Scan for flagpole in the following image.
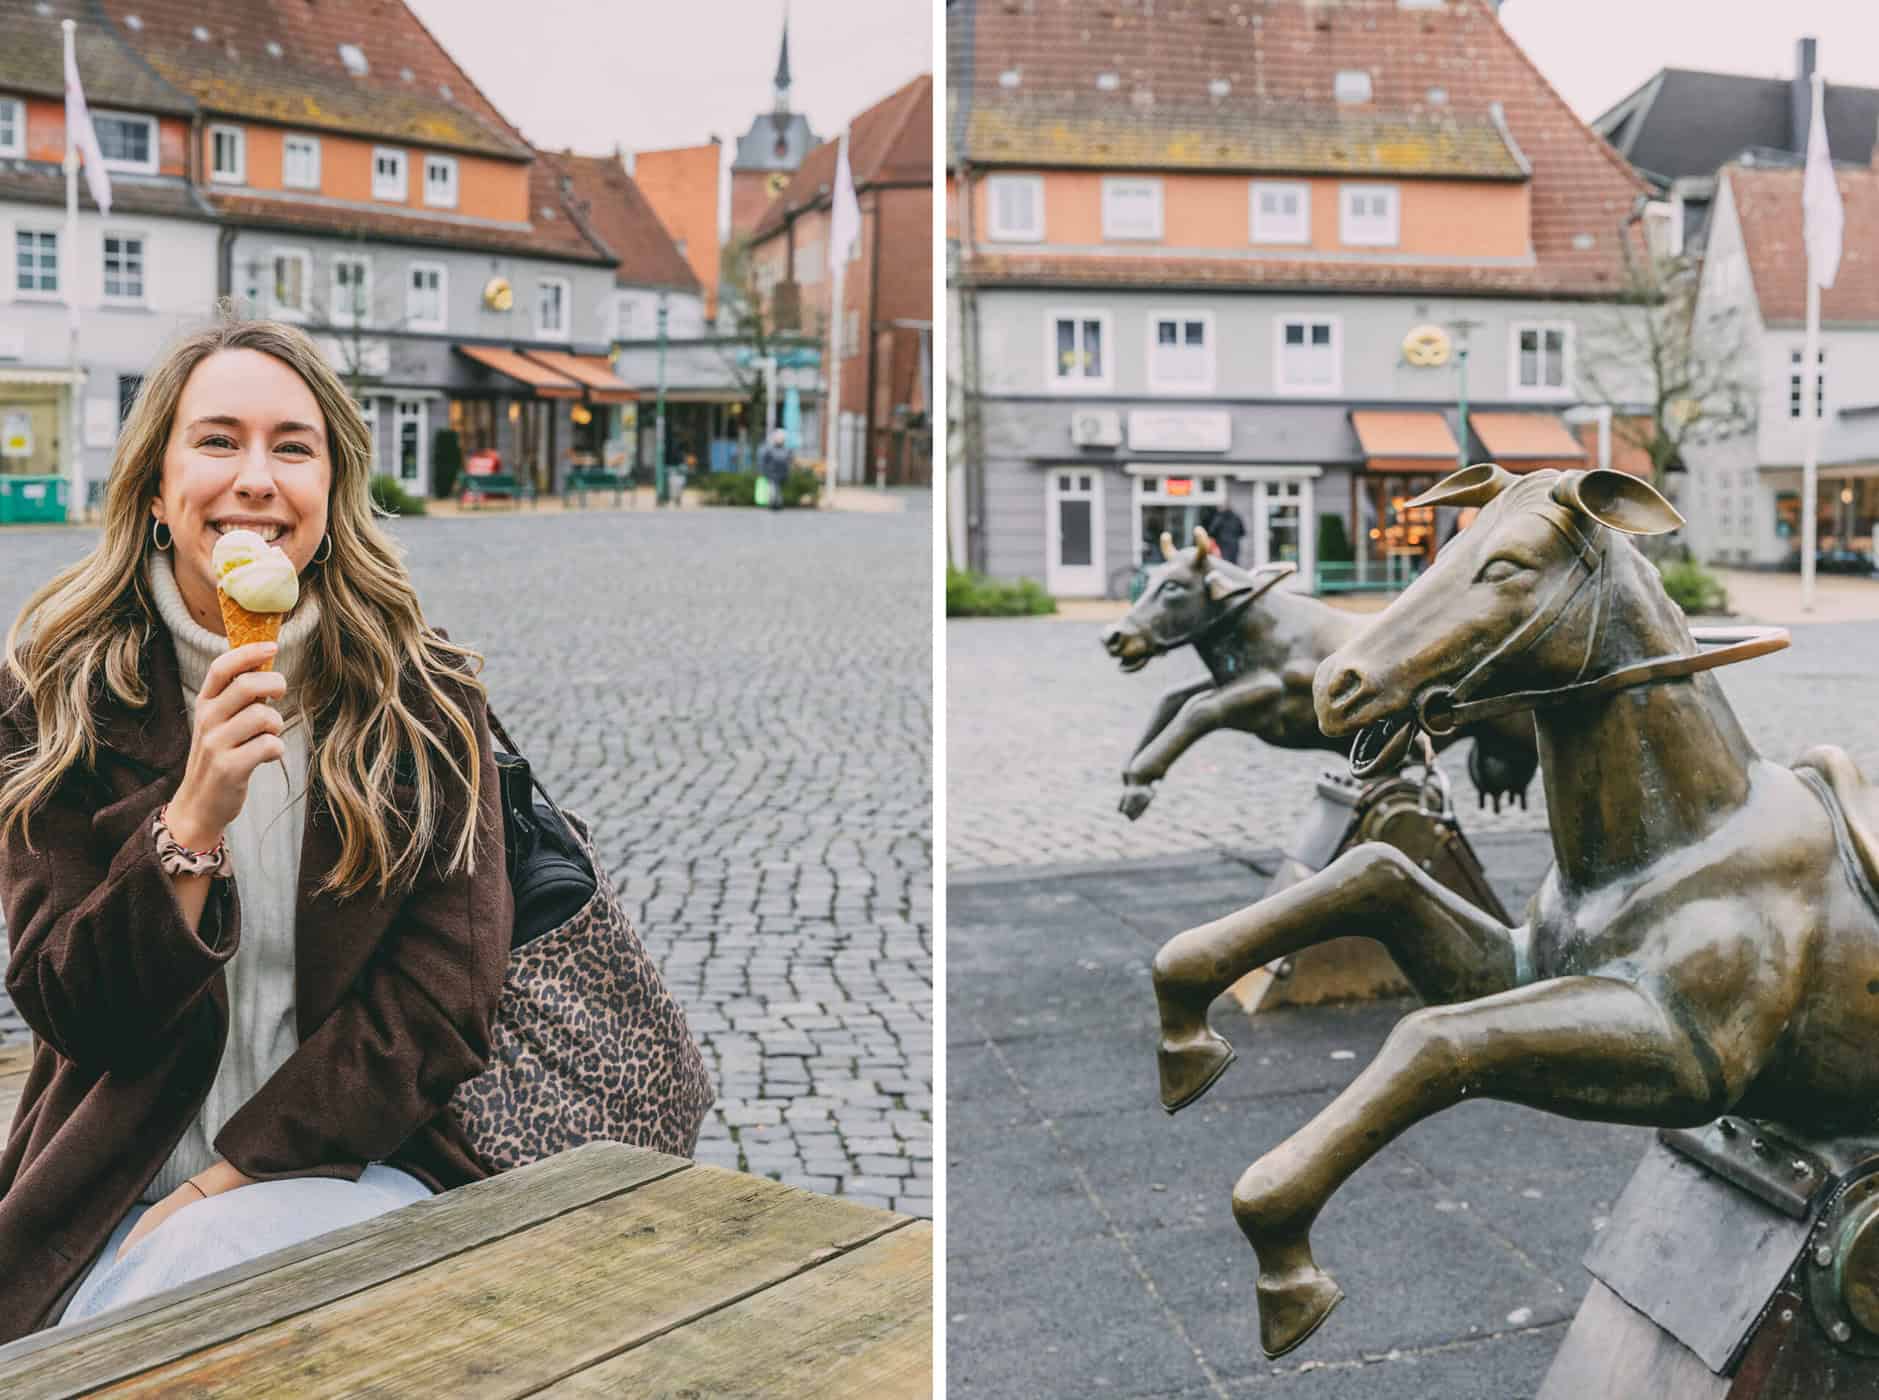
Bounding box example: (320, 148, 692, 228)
(63, 19, 83, 524)
(1803, 274, 1820, 612)
(823, 254, 844, 508)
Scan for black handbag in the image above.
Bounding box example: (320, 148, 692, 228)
(490, 739, 594, 948)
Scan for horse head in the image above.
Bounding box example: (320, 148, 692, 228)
(1314, 465, 1683, 771)
(1101, 527, 1295, 672)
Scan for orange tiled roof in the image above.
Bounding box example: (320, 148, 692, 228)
(950, 0, 1648, 298)
(965, 252, 1609, 300)
(95, 0, 532, 159)
(1728, 163, 1879, 325)
(549, 152, 701, 293)
(750, 74, 933, 243)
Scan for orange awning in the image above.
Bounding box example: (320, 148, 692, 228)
(1470, 412, 1587, 472)
(522, 349, 639, 404)
(454, 344, 581, 398)
(1351, 410, 1459, 474)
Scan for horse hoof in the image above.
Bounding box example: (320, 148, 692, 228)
(1256, 1263, 1344, 1358)
(1159, 1031, 1235, 1114)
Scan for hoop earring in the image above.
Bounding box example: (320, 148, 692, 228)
(313, 533, 333, 565)
(151, 519, 173, 552)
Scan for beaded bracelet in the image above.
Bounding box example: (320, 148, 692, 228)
(153, 804, 231, 880)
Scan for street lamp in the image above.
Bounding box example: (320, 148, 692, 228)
(655, 292, 669, 505)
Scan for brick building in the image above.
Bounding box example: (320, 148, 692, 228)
(750, 74, 933, 485)
(949, 0, 1655, 593)
(632, 141, 722, 318)
(729, 17, 817, 242)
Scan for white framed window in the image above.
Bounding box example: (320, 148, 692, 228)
(1147, 312, 1215, 394)
(0, 97, 23, 158)
(101, 232, 145, 303)
(1102, 178, 1163, 241)
(1339, 184, 1399, 246)
(1275, 317, 1341, 394)
(1251, 181, 1310, 244)
(330, 254, 371, 327)
(1046, 308, 1113, 392)
(406, 261, 446, 331)
(371, 147, 407, 201)
(535, 277, 570, 339)
(423, 155, 458, 209)
(13, 229, 59, 297)
(92, 111, 157, 173)
(283, 134, 321, 190)
(986, 174, 1045, 242)
(356, 397, 381, 471)
(208, 124, 244, 183)
(269, 247, 312, 320)
(1789, 348, 1826, 419)
(395, 398, 427, 485)
(1511, 322, 1572, 397)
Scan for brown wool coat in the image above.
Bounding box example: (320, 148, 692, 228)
(0, 629, 513, 1340)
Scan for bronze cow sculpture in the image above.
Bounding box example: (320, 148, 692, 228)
(1150, 465, 1875, 1359)
(1101, 531, 1538, 819)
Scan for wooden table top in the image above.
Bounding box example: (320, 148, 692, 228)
(0, 1091, 932, 1400)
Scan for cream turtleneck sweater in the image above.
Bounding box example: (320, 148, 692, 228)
(145, 551, 320, 1203)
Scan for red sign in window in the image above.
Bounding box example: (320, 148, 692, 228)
(1165, 478, 1194, 496)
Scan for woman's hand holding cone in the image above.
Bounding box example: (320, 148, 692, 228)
(166, 642, 288, 851)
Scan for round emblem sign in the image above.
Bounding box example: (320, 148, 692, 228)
(1402, 324, 1451, 368)
(482, 277, 514, 312)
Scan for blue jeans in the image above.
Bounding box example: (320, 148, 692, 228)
(58, 1164, 432, 1325)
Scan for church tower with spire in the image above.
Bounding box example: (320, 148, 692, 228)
(730, 8, 818, 239)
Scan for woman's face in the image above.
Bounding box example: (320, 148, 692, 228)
(151, 348, 333, 631)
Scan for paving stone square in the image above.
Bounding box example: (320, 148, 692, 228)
(1, 499, 932, 1211)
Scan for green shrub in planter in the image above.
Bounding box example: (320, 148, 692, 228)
(1657, 558, 1727, 615)
(431, 429, 463, 499)
(1317, 513, 1353, 564)
(699, 468, 825, 507)
(946, 568, 1057, 617)
(369, 474, 427, 517)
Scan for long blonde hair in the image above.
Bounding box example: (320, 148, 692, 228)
(1, 316, 488, 898)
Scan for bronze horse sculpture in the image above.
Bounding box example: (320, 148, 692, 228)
(1150, 465, 1875, 1359)
(1101, 531, 1539, 819)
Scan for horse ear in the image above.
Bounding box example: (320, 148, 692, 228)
(1406, 463, 1516, 510)
(1553, 469, 1684, 536)
(1159, 531, 1177, 561)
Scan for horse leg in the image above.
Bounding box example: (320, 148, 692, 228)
(1232, 975, 1731, 1358)
(1153, 843, 1519, 1112)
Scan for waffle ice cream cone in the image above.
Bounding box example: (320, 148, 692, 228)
(210, 529, 299, 664)
(217, 591, 285, 667)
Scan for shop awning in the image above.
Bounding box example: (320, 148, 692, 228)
(454, 345, 581, 398)
(1469, 412, 1587, 471)
(1351, 411, 1459, 474)
(521, 350, 638, 404)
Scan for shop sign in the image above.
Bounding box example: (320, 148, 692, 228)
(1127, 410, 1231, 454)
(1, 410, 30, 458)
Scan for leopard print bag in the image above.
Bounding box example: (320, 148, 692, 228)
(449, 727, 714, 1171)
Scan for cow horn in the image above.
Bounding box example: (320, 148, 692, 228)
(1159, 531, 1177, 561)
(1193, 525, 1213, 568)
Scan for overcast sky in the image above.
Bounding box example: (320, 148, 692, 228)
(406, 0, 931, 235)
(1501, 0, 1879, 122)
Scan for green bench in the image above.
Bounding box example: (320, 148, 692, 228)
(565, 468, 635, 508)
(458, 472, 535, 509)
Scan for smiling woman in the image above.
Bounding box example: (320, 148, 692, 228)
(0, 316, 512, 1339)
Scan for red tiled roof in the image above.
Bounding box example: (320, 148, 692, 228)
(751, 74, 933, 242)
(0, 0, 194, 111)
(1727, 163, 1879, 325)
(966, 252, 1610, 300)
(950, 0, 1648, 298)
(549, 153, 701, 293)
(95, 0, 531, 159)
(205, 152, 613, 264)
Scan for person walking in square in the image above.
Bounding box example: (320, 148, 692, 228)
(759, 428, 792, 511)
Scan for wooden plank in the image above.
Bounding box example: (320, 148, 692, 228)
(1538, 1281, 1729, 1400)
(539, 1221, 933, 1399)
(0, 1142, 687, 1399)
(92, 1168, 908, 1400)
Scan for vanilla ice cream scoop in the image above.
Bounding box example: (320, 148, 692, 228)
(211, 528, 300, 613)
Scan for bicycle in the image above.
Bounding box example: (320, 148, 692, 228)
(1106, 560, 1151, 602)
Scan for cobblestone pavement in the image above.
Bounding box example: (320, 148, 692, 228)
(1, 503, 933, 1213)
(948, 609, 1879, 870)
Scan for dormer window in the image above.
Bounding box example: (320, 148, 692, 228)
(1251, 182, 1310, 244)
(986, 174, 1044, 242)
(372, 148, 407, 201)
(283, 134, 320, 189)
(1339, 184, 1399, 246)
(423, 155, 458, 208)
(1101, 178, 1162, 241)
(209, 124, 244, 184)
(92, 111, 156, 174)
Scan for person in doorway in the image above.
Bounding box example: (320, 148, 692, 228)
(0, 317, 510, 1340)
(758, 428, 792, 512)
(1205, 503, 1246, 565)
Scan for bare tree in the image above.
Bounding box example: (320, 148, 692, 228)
(1576, 237, 1759, 492)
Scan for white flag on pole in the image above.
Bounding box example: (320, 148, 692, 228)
(828, 130, 861, 272)
(1804, 79, 1842, 289)
(64, 35, 112, 215)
